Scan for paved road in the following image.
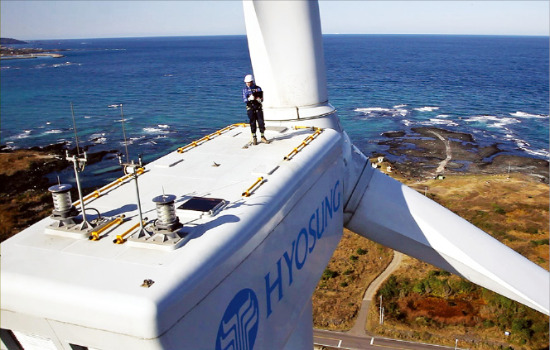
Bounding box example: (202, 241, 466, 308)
(314, 329, 460, 350)
(312, 251, 466, 349)
(312, 132, 459, 349)
(348, 251, 403, 336)
(427, 130, 452, 176)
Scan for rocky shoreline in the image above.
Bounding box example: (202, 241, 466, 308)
(0, 126, 548, 241)
(0, 46, 66, 59)
(0, 143, 117, 241)
(377, 126, 549, 183)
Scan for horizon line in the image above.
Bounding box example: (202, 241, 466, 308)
(4, 32, 549, 42)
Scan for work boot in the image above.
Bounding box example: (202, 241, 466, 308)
(261, 136, 269, 144)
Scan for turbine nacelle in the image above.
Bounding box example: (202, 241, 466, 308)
(243, 0, 550, 317)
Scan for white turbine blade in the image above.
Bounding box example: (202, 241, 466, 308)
(344, 159, 550, 315)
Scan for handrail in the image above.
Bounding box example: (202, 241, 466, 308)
(74, 168, 145, 207)
(177, 123, 248, 154)
(89, 215, 125, 241)
(283, 128, 323, 161)
(113, 220, 147, 244)
(242, 177, 265, 197)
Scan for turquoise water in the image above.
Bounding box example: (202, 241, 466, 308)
(1, 35, 548, 186)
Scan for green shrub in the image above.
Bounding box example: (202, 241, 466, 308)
(413, 281, 426, 294)
(492, 203, 506, 214)
(531, 239, 549, 246)
(378, 275, 399, 299)
(322, 268, 338, 280)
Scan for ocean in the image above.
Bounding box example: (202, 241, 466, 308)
(1, 35, 548, 187)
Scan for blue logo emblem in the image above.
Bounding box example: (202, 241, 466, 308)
(216, 288, 260, 350)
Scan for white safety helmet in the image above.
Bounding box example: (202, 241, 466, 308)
(244, 74, 254, 83)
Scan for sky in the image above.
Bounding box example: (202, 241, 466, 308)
(1, 1, 548, 40)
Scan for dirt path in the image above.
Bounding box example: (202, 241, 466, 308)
(427, 130, 452, 175)
(347, 250, 403, 336)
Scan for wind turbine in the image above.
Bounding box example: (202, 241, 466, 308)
(1, 1, 547, 350)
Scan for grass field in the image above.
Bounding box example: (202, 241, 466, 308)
(312, 161, 549, 350)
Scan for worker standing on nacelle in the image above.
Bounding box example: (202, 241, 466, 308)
(243, 74, 269, 145)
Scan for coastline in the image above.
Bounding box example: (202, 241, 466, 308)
(0, 144, 116, 241)
(1, 126, 547, 242)
(0, 46, 66, 60)
(2, 127, 548, 348)
(377, 126, 549, 183)
(0, 52, 65, 60)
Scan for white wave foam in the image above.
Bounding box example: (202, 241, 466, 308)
(143, 127, 169, 134)
(414, 106, 440, 112)
(424, 118, 459, 127)
(45, 129, 63, 134)
(3, 142, 15, 150)
(355, 107, 385, 113)
(510, 111, 548, 119)
(401, 119, 412, 126)
(114, 117, 133, 122)
(355, 107, 408, 118)
(158, 124, 170, 129)
(435, 114, 450, 118)
(89, 133, 107, 144)
(464, 115, 520, 128)
(12, 130, 32, 139)
(523, 148, 550, 158)
(516, 139, 531, 148)
(120, 135, 145, 146)
(52, 62, 74, 68)
(515, 139, 549, 158)
(393, 104, 407, 108)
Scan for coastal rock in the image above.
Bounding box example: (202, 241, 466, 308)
(382, 131, 406, 138)
(0, 45, 66, 59)
(379, 126, 548, 183)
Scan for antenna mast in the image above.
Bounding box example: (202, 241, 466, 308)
(119, 104, 130, 162)
(67, 103, 92, 230)
(70, 102, 81, 156)
(113, 103, 148, 237)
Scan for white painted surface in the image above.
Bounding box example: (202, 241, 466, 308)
(243, 0, 335, 121)
(1, 123, 344, 349)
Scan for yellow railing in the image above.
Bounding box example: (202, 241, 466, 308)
(74, 168, 144, 207)
(177, 123, 248, 153)
(242, 177, 265, 197)
(113, 220, 148, 244)
(283, 127, 323, 161)
(89, 215, 125, 241)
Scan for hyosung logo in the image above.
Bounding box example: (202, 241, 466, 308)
(216, 288, 260, 350)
